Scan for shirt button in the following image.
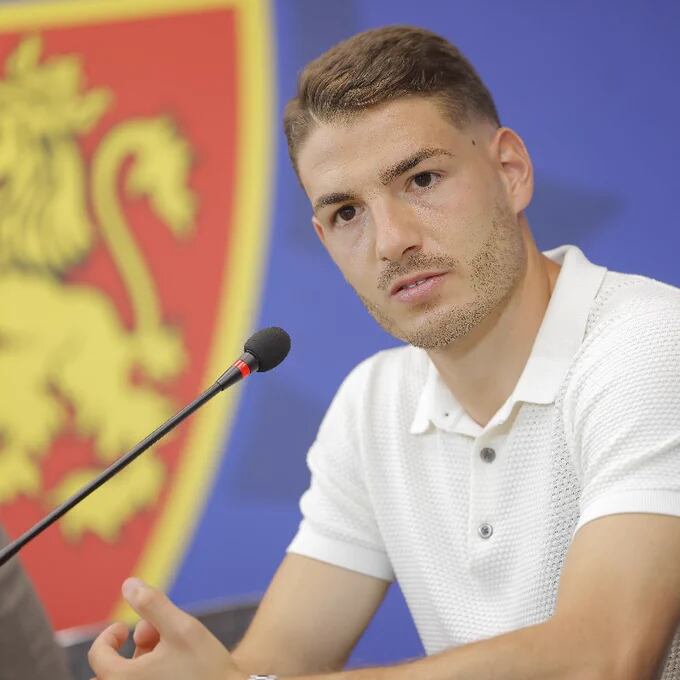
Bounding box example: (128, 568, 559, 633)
(480, 447, 496, 463)
(478, 522, 493, 539)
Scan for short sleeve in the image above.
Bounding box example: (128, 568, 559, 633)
(566, 304, 680, 532)
(287, 364, 394, 581)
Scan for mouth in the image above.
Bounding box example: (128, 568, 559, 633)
(390, 271, 447, 297)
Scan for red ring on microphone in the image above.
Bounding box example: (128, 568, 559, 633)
(234, 359, 251, 378)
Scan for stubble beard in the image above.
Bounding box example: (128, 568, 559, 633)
(357, 200, 526, 350)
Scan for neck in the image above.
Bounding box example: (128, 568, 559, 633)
(426, 223, 560, 427)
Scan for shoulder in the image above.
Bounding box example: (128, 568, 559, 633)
(586, 270, 680, 337)
(564, 271, 680, 422)
(576, 271, 680, 366)
(559, 274, 680, 522)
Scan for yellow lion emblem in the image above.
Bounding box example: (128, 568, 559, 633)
(0, 36, 196, 540)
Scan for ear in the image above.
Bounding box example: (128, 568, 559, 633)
(492, 127, 534, 214)
(311, 215, 327, 246)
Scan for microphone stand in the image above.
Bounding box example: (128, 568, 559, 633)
(0, 354, 258, 568)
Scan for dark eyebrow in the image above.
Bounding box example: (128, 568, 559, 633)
(379, 147, 453, 185)
(312, 147, 453, 214)
(313, 191, 357, 213)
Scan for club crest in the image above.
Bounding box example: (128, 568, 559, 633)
(0, 0, 273, 629)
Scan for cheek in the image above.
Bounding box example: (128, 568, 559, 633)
(325, 232, 372, 288)
(422, 174, 499, 245)
(329, 243, 379, 300)
(325, 214, 374, 263)
(443, 171, 494, 215)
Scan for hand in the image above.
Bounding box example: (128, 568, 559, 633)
(88, 577, 248, 680)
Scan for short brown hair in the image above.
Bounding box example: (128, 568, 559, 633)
(284, 25, 500, 170)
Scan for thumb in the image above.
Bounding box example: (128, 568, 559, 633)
(122, 578, 195, 644)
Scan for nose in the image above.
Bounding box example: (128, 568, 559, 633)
(372, 197, 422, 262)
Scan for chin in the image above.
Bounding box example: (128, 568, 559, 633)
(398, 303, 488, 350)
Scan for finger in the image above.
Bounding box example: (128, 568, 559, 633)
(132, 618, 160, 658)
(88, 621, 129, 677)
(122, 577, 199, 645)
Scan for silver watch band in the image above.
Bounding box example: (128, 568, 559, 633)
(249, 676, 278, 680)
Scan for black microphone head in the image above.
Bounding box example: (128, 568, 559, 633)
(244, 327, 291, 372)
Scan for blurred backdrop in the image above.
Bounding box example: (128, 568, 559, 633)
(0, 0, 679, 667)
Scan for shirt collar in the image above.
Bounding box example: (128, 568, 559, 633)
(410, 245, 607, 436)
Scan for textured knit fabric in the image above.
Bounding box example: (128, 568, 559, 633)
(287, 245, 680, 677)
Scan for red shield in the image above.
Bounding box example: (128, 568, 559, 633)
(0, 0, 273, 629)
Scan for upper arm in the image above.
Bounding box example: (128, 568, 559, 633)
(553, 297, 680, 676)
(553, 512, 680, 679)
(566, 300, 680, 527)
(233, 361, 392, 675)
(232, 553, 389, 676)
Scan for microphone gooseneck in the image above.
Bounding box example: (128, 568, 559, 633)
(0, 327, 291, 568)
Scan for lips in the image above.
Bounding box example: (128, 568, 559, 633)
(390, 272, 446, 296)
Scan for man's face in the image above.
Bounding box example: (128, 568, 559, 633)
(297, 97, 530, 349)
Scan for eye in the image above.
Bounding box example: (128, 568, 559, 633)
(333, 205, 357, 224)
(412, 171, 438, 188)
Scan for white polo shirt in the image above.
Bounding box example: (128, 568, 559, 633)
(288, 245, 680, 675)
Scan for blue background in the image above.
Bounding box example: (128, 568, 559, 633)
(171, 0, 680, 666)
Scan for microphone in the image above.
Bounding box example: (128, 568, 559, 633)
(0, 327, 291, 568)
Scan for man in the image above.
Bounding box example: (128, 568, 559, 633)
(0, 525, 72, 679)
(88, 26, 680, 679)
